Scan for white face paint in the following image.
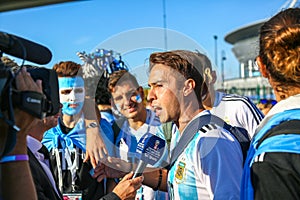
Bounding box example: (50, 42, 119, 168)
(58, 77, 85, 116)
(59, 87, 85, 103)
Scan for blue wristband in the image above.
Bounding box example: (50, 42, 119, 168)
(0, 155, 29, 164)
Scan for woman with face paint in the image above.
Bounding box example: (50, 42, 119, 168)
(41, 61, 113, 200)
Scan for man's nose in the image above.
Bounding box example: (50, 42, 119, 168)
(69, 90, 76, 102)
(147, 88, 156, 102)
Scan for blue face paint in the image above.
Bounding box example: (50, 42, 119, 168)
(58, 77, 85, 116)
(136, 94, 142, 103)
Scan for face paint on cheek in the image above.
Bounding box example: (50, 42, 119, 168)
(61, 101, 84, 116)
(136, 94, 142, 103)
(75, 88, 85, 102)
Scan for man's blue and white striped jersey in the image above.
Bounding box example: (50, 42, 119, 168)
(210, 91, 264, 138)
(168, 110, 243, 200)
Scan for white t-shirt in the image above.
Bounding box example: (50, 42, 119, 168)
(210, 91, 264, 138)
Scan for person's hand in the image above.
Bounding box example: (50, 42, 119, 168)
(16, 66, 43, 93)
(0, 66, 43, 156)
(84, 127, 108, 168)
(112, 172, 143, 200)
(93, 157, 132, 182)
(15, 67, 43, 131)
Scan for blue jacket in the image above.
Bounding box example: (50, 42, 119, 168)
(241, 109, 300, 200)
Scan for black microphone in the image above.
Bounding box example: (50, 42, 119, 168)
(133, 133, 166, 179)
(0, 31, 52, 65)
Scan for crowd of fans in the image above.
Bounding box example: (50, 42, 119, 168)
(1, 7, 300, 200)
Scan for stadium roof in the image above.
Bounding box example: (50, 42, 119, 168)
(224, 19, 266, 44)
(225, 0, 300, 44)
(0, 0, 75, 12)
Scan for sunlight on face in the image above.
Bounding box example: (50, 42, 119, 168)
(111, 81, 143, 119)
(148, 64, 182, 123)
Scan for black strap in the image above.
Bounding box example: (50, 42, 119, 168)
(169, 114, 250, 169)
(257, 120, 300, 148)
(170, 115, 221, 168)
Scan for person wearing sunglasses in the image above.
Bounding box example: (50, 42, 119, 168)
(256, 99, 277, 115)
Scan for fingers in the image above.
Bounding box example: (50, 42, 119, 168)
(131, 175, 144, 189)
(112, 174, 142, 200)
(83, 152, 90, 163)
(102, 147, 108, 156)
(35, 79, 43, 93)
(89, 153, 97, 169)
(119, 172, 143, 190)
(119, 172, 134, 182)
(98, 147, 107, 162)
(96, 174, 106, 183)
(15, 67, 42, 93)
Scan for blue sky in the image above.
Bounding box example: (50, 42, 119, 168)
(0, 0, 288, 86)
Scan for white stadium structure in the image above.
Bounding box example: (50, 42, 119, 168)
(223, 0, 300, 102)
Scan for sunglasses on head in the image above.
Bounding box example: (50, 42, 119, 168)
(260, 99, 277, 106)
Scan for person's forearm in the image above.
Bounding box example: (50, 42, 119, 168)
(1, 129, 37, 200)
(142, 167, 168, 192)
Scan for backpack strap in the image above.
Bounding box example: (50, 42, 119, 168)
(169, 115, 212, 168)
(257, 119, 300, 148)
(169, 114, 249, 169)
(209, 115, 250, 164)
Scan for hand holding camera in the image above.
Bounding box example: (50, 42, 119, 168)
(0, 31, 59, 157)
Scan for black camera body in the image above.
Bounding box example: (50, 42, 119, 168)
(0, 31, 58, 157)
(25, 67, 60, 117)
(0, 62, 60, 119)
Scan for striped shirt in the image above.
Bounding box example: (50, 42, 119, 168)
(168, 110, 243, 200)
(210, 91, 264, 138)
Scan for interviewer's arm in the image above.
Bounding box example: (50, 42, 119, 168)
(93, 158, 169, 193)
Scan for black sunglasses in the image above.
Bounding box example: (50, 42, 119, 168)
(260, 99, 277, 106)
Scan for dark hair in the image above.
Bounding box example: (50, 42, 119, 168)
(53, 61, 81, 77)
(95, 76, 111, 105)
(149, 50, 209, 102)
(259, 7, 300, 86)
(108, 70, 139, 92)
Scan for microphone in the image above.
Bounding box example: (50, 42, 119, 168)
(0, 31, 52, 65)
(133, 133, 165, 179)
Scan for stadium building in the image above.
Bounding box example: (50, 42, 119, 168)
(223, 0, 300, 102)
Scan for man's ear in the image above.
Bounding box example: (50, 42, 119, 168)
(183, 78, 195, 96)
(211, 70, 217, 84)
(257, 56, 269, 78)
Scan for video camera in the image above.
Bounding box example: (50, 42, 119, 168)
(0, 31, 60, 157)
(0, 31, 60, 119)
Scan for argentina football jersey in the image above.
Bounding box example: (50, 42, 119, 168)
(168, 110, 243, 199)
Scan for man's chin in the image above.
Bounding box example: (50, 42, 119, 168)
(154, 109, 162, 117)
(157, 114, 167, 123)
